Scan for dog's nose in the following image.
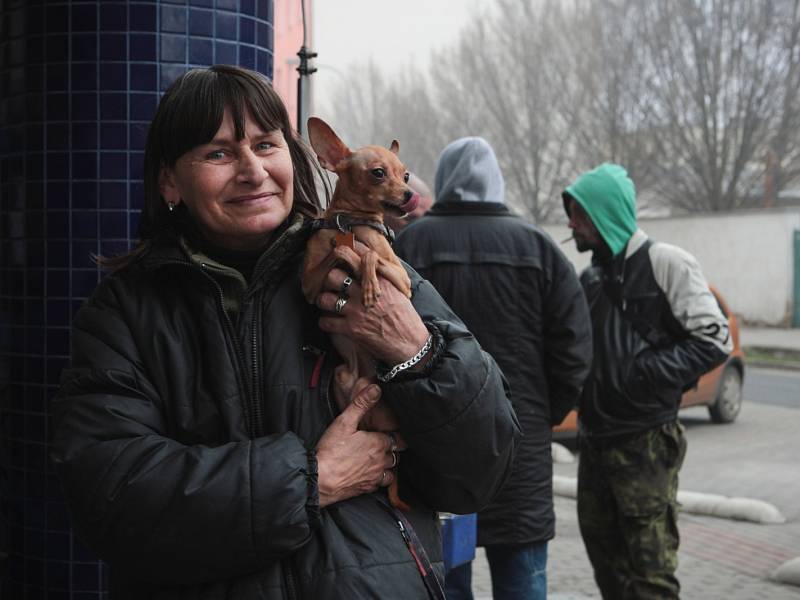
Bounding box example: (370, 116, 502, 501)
(403, 190, 413, 202)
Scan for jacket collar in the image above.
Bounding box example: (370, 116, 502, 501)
(624, 229, 649, 259)
(429, 201, 511, 216)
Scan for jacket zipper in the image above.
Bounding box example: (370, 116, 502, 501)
(283, 558, 299, 600)
(250, 289, 264, 438)
(159, 259, 255, 435)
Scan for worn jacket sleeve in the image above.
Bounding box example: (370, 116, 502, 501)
(632, 243, 733, 391)
(542, 247, 593, 426)
(382, 270, 521, 514)
(50, 278, 316, 586)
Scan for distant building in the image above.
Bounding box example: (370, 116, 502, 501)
(273, 0, 313, 130)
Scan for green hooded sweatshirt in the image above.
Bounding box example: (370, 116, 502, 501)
(563, 163, 637, 257)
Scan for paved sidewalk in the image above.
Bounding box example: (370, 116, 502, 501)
(470, 496, 800, 599)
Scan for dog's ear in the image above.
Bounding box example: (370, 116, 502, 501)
(389, 140, 400, 155)
(307, 117, 351, 172)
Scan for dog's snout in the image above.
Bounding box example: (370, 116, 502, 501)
(403, 190, 413, 202)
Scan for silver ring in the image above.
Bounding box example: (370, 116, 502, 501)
(341, 276, 353, 295)
(390, 451, 398, 469)
(334, 297, 348, 314)
(380, 470, 387, 485)
(387, 432, 398, 453)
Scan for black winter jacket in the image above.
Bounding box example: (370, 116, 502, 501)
(579, 230, 732, 437)
(394, 202, 592, 546)
(50, 216, 520, 599)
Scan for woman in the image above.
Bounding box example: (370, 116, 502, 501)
(51, 65, 519, 599)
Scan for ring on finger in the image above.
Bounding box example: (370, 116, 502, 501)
(390, 451, 398, 469)
(387, 432, 398, 453)
(340, 276, 353, 296)
(334, 297, 348, 315)
(380, 470, 387, 485)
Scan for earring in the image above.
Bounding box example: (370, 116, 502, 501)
(167, 201, 176, 212)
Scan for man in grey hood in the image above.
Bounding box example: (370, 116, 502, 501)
(395, 138, 592, 600)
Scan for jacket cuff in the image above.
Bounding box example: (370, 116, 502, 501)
(304, 448, 321, 529)
(379, 321, 446, 384)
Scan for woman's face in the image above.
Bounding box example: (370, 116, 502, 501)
(160, 108, 294, 250)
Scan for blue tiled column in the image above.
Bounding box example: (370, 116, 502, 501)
(0, 1, 274, 595)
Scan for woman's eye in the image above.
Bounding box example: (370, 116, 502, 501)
(256, 141, 274, 151)
(207, 150, 227, 160)
(371, 168, 385, 179)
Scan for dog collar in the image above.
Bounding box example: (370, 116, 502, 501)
(311, 215, 396, 244)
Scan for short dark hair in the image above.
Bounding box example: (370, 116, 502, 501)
(100, 64, 325, 269)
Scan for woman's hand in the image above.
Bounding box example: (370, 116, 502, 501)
(316, 254, 429, 366)
(316, 384, 402, 507)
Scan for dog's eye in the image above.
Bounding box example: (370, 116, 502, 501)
(371, 168, 385, 179)
(404, 172, 410, 183)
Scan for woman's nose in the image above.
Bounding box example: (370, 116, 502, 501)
(237, 149, 268, 185)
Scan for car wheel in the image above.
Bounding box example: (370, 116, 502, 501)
(708, 365, 742, 423)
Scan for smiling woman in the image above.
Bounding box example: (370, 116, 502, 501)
(49, 64, 520, 599)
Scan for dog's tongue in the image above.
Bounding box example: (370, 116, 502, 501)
(400, 192, 420, 214)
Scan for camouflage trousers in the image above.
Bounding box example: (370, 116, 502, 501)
(577, 421, 687, 600)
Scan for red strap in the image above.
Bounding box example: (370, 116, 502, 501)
(309, 353, 325, 389)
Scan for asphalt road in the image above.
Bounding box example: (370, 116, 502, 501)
(744, 367, 800, 408)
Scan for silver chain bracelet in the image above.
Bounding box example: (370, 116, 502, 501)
(376, 334, 434, 383)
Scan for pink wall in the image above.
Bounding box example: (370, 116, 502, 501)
(273, 0, 312, 129)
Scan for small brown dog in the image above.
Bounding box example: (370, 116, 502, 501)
(302, 117, 420, 511)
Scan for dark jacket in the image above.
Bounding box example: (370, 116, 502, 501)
(395, 201, 592, 546)
(579, 229, 733, 437)
(50, 215, 520, 599)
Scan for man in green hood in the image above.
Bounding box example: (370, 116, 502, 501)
(562, 164, 732, 599)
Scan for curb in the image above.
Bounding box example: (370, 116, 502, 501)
(552, 475, 786, 524)
(745, 359, 800, 372)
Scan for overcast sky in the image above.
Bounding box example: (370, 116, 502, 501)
(311, 0, 480, 113)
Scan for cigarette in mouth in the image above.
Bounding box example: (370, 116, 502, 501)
(560, 235, 574, 244)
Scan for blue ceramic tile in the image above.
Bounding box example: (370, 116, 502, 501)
(188, 37, 213, 64)
(72, 92, 99, 121)
(46, 123, 69, 150)
(100, 33, 127, 61)
(46, 93, 69, 120)
(71, 241, 98, 268)
(129, 3, 156, 31)
(100, 93, 127, 120)
(99, 63, 127, 91)
(256, 21, 268, 48)
(25, 211, 45, 239)
(71, 34, 97, 61)
(100, 181, 128, 208)
(46, 242, 69, 268)
(130, 93, 157, 121)
(257, 0, 269, 20)
(27, 93, 45, 122)
(100, 3, 127, 30)
(72, 269, 99, 298)
(101, 122, 127, 150)
(46, 560, 70, 588)
(217, 0, 238, 9)
(100, 212, 127, 238)
(46, 182, 70, 209)
(26, 124, 43, 152)
(72, 152, 97, 180)
(130, 63, 157, 90)
(46, 6, 69, 33)
(239, 44, 254, 69)
(129, 210, 141, 236)
(47, 270, 70, 297)
(45, 36, 69, 62)
(46, 153, 69, 180)
(241, 0, 255, 16)
(72, 62, 98, 91)
(215, 40, 236, 64)
(26, 35, 46, 64)
(72, 211, 98, 239)
(26, 7, 45, 35)
(71, 122, 98, 150)
(215, 11, 237, 40)
(100, 153, 127, 180)
(71, 4, 98, 32)
(160, 64, 187, 91)
(189, 8, 213, 36)
(161, 5, 186, 33)
(46, 63, 69, 91)
(28, 269, 45, 296)
(130, 33, 157, 61)
(239, 16, 254, 43)
(161, 34, 186, 62)
(128, 152, 144, 180)
(72, 181, 98, 209)
(193, 0, 214, 7)
(46, 211, 68, 238)
(129, 181, 144, 204)
(257, 49, 271, 77)
(27, 181, 45, 209)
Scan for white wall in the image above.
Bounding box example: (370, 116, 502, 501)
(540, 208, 800, 326)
